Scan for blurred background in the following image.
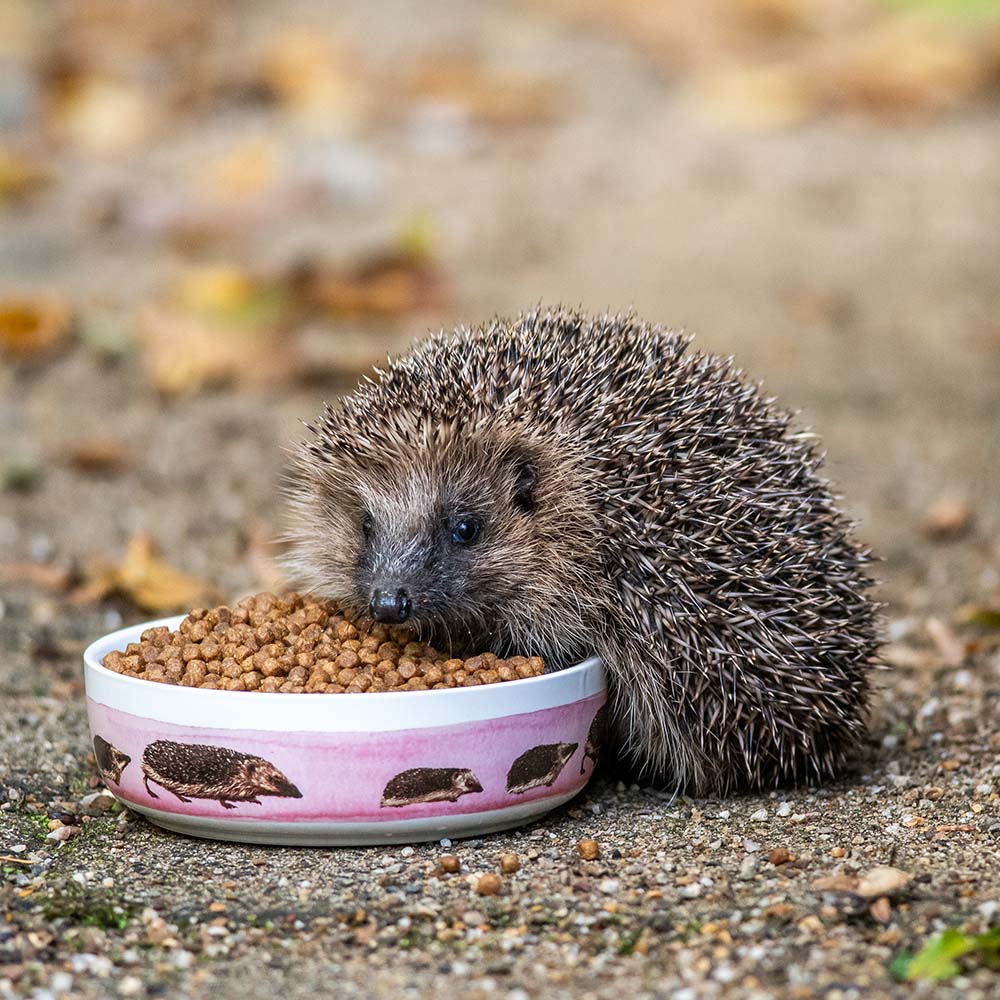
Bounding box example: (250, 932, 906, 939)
(2, 0, 1000, 702)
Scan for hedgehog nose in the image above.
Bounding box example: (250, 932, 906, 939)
(370, 587, 412, 624)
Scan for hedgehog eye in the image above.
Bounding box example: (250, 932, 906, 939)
(449, 515, 480, 545)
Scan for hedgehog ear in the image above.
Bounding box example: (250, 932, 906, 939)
(512, 457, 538, 514)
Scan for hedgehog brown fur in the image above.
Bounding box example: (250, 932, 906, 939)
(287, 306, 880, 795)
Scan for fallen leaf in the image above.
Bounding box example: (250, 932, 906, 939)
(72, 534, 216, 613)
(289, 250, 443, 318)
(409, 56, 564, 126)
(956, 605, 1000, 630)
(691, 63, 812, 130)
(0, 297, 72, 359)
(135, 300, 294, 396)
(855, 867, 912, 899)
(260, 29, 363, 130)
(922, 495, 972, 539)
(200, 137, 281, 202)
(65, 438, 130, 475)
(926, 617, 967, 667)
(814, 866, 911, 900)
(892, 927, 978, 981)
(822, 19, 987, 118)
(0, 147, 49, 202)
(52, 75, 158, 156)
(2, 458, 43, 493)
(0, 562, 72, 591)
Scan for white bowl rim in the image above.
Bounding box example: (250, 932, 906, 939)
(84, 616, 605, 732)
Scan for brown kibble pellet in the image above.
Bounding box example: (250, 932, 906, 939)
(578, 839, 601, 861)
(476, 873, 502, 896)
(101, 592, 547, 693)
(440, 854, 460, 873)
(499, 853, 520, 874)
(337, 649, 360, 669)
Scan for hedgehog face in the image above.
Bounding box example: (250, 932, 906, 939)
(454, 769, 484, 794)
(350, 442, 550, 643)
(291, 421, 605, 662)
(241, 759, 302, 799)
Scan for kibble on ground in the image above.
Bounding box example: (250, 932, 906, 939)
(101, 592, 545, 693)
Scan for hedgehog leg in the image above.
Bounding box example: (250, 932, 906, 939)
(168, 790, 192, 803)
(218, 799, 236, 809)
(143, 775, 159, 799)
(246, 797, 261, 806)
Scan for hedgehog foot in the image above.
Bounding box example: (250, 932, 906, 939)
(245, 797, 262, 806)
(168, 790, 192, 803)
(143, 775, 159, 799)
(219, 800, 236, 810)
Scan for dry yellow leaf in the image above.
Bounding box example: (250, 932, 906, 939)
(201, 138, 280, 201)
(74, 534, 216, 613)
(0, 298, 72, 360)
(177, 265, 259, 315)
(0, 148, 48, 202)
(261, 30, 362, 130)
(410, 57, 563, 126)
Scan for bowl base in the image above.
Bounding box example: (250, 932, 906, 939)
(120, 791, 582, 847)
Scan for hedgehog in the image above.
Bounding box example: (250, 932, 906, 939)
(380, 766, 483, 808)
(93, 735, 130, 785)
(141, 740, 302, 809)
(287, 307, 879, 795)
(506, 742, 579, 794)
(581, 705, 607, 775)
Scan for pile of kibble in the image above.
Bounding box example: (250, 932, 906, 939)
(101, 592, 544, 692)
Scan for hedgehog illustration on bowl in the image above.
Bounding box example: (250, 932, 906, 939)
(93, 735, 131, 785)
(506, 742, 578, 794)
(141, 739, 302, 810)
(581, 705, 607, 774)
(380, 767, 483, 808)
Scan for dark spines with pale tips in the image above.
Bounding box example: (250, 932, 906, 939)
(288, 306, 880, 794)
(141, 739, 302, 809)
(380, 767, 483, 808)
(506, 742, 579, 794)
(93, 735, 131, 785)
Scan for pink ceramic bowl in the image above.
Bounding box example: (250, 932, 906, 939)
(83, 617, 606, 846)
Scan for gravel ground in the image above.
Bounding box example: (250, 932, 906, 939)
(3, 2, 1000, 998)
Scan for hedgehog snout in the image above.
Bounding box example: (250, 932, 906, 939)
(370, 585, 412, 624)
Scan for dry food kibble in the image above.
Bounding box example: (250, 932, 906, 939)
(476, 873, 502, 896)
(577, 838, 601, 861)
(499, 853, 520, 874)
(102, 592, 545, 693)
